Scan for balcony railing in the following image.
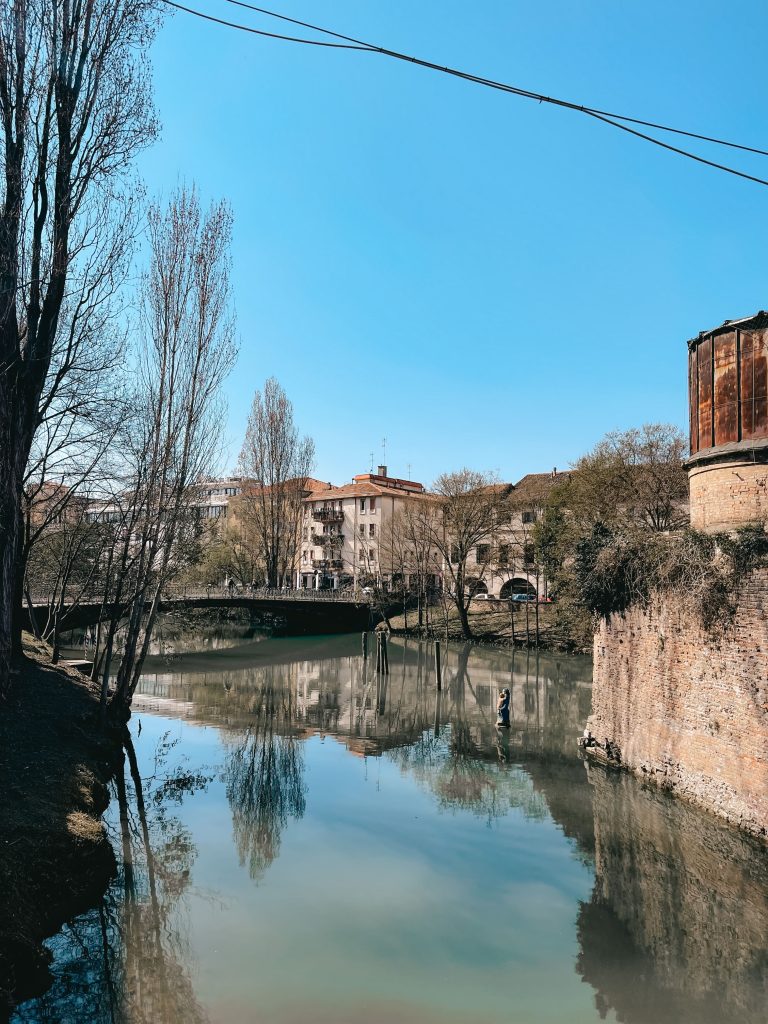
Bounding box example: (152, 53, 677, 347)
(312, 558, 344, 570)
(311, 533, 343, 546)
(312, 508, 344, 523)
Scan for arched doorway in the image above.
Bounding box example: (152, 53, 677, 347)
(465, 577, 488, 596)
(500, 577, 536, 599)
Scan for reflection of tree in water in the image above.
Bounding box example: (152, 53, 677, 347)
(387, 722, 547, 824)
(224, 669, 306, 881)
(13, 733, 211, 1024)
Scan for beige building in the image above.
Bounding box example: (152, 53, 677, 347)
(297, 465, 430, 591)
(467, 471, 570, 600)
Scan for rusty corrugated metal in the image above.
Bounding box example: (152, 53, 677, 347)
(689, 347, 698, 454)
(714, 331, 738, 445)
(697, 337, 713, 449)
(689, 315, 768, 453)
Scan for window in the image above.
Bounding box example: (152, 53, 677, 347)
(450, 545, 460, 564)
(302, 550, 308, 563)
(359, 524, 365, 537)
(523, 542, 535, 566)
(369, 497, 377, 513)
(498, 544, 510, 566)
(359, 548, 365, 562)
(360, 498, 366, 513)
(369, 548, 375, 560)
(522, 510, 535, 525)
(476, 544, 491, 564)
(369, 523, 375, 538)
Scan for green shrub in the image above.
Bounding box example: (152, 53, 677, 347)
(575, 523, 768, 631)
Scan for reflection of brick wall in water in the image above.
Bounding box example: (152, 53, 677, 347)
(577, 769, 768, 1024)
(589, 569, 768, 839)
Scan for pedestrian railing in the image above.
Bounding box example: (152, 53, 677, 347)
(28, 585, 370, 606)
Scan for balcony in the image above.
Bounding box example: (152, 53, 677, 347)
(312, 508, 344, 523)
(312, 558, 344, 570)
(311, 533, 343, 546)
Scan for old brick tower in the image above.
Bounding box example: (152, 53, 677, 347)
(687, 311, 768, 532)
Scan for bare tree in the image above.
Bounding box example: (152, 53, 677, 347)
(238, 379, 315, 589)
(565, 423, 689, 533)
(0, 0, 158, 687)
(101, 188, 236, 714)
(427, 470, 505, 640)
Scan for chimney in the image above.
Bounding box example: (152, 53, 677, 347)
(377, 465, 387, 477)
(552, 467, 557, 478)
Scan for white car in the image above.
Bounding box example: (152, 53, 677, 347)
(472, 593, 497, 601)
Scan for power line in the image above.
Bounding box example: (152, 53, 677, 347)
(164, 0, 768, 187)
(163, 1, 370, 49)
(221, 0, 768, 157)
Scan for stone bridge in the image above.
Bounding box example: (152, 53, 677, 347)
(23, 586, 373, 637)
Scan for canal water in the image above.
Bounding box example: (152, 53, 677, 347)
(11, 633, 768, 1023)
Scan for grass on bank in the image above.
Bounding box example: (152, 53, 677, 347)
(385, 600, 587, 650)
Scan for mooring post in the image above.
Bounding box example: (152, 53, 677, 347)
(434, 640, 442, 691)
(376, 632, 382, 673)
(362, 631, 368, 660)
(382, 632, 389, 675)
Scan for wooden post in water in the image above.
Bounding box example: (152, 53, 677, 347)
(434, 640, 442, 691)
(381, 631, 390, 675)
(362, 631, 368, 660)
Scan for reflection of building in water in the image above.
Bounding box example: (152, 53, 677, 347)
(135, 640, 592, 765)
(132, 640, 592, 878)
(573, 768, 768, 1024)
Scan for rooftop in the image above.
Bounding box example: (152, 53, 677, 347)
(688, 310, 768, 347)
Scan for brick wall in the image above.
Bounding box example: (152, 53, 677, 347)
(589, 569, 768, 839)
(689, 459, 768, 532)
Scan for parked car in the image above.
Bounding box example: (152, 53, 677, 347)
(472, 593, 497, 601)
(509, 593, 537, 603)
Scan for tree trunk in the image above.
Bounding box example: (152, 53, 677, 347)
(456, 598, 473, 640)
(0, 415, 35, 687)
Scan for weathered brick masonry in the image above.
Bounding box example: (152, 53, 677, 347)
(689, 459, 768, 532)
(589, 568, 768, 839)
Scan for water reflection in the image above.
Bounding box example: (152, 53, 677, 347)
(12, 635, 768, 1024)
(14, 735, 211, 1024)
(576, 767, 768, 1024)
(224, 672, 306, 880)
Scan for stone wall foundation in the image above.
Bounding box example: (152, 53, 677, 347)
(589, 569, 768, 840)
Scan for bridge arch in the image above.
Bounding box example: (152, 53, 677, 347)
(465, 577, 488, 596)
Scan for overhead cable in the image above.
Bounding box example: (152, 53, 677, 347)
(164, 0, 768, 187)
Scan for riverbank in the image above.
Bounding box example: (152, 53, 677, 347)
(0, 635, 120, 1016)
(386, 601, 592, 653)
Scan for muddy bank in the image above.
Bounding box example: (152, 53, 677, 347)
(0, 636, 121, 1017)
(386, 602, 591, 654)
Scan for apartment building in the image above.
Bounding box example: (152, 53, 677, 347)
(297, 465, 429, 590)
(195, 477, 245, 520)
(445, 471, 571, 601)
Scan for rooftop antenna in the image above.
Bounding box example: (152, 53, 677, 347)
(407, 462, 412, 480)
(382, 437, 387, 464)
(369, 451, 374, 472)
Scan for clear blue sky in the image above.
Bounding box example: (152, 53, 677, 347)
(139, 0, 768, 486)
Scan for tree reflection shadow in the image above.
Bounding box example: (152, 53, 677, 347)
(13, 732, 211, 1024)
(223, 669, 306, 881)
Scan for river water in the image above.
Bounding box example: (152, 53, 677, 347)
(11, 632, 768, 1024)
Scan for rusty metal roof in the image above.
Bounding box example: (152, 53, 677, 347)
(688, 310, 768, 348)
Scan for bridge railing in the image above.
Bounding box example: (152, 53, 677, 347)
(161, 585, 370, 604)
(28, 585, 370, 606)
